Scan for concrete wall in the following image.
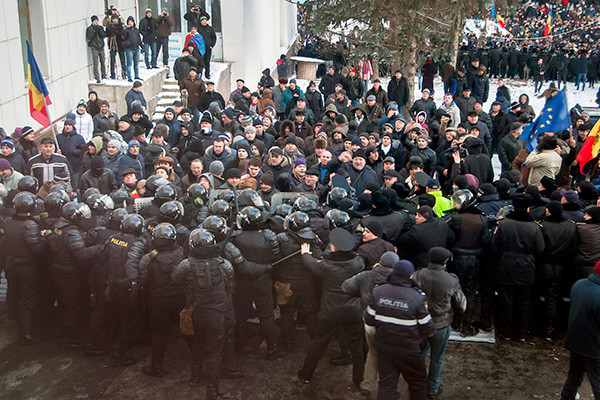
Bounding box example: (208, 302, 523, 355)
(220, 0, 297, 93)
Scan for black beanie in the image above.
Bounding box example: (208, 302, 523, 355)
(365, 220, 384, 237)
(428, 247, 452, 265)
(418, 193, 436, 208)
(546, 201, 563, 217)
(513, 193, 533, 210)
(454, 175, 468, 189)
(371, 190, 391, 209)
(90, 156, 104, 171)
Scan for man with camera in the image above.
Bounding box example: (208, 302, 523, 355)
(86, 15, 107, 84)
(156, 10, 175, 69)
(184, 5, 210, 30)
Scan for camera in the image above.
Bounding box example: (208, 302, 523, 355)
(445, 145, 468, 159)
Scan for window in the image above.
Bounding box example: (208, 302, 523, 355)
(18, 0, 32, 77)
(161, 0, 181, 32)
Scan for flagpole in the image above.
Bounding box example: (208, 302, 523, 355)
(40, 93, 61, 153)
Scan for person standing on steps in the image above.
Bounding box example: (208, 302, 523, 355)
(197, 15, 216, 79)
(139, 8, 159, 70)
(86, 15, 107, 84)
(156, 10, 175, 71)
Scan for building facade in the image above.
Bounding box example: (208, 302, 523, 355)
(0, 0, 297, 134)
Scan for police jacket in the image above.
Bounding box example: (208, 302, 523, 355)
(48, 217, 102, 270)
(342, 262, 393, 310)
(411, 263, 466, 329)
(492, 210, 545, 286)
(1, 214, 46, 266)
(171, 244, 230, 310)
(231, 228, 280, 281)
(275, 231, 322, 284)
(302, 250, 364, 322)
(101, 232, 145, 289)
(365, 274, 435, 352)
(137, 244, 185, 298)
(540, 216, 577, 281)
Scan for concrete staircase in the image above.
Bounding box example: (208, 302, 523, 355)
(151, 78, 181, 123)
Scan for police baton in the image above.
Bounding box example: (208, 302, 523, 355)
(272, 250, 302, 266)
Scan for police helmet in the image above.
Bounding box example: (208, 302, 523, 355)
(13, 191, 37, 216)
(236, 206, 262, 230)
(17, 176, 39, 194)
(62, 202, 92, 223)
(44, 191, 70, 215)
(201, 215, 228, 241)
(158, 200, 185, 224)
(121, 213, 144, 235)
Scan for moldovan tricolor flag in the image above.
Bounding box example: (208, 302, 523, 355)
(544, 10, 553, 37)
(27, 41, 52, 127)
(576, 119, 600, 174)
(497, 14, 506, 29)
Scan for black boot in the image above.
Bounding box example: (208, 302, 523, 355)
(142, 353, 164, 377)
(221, 328, 244, 379)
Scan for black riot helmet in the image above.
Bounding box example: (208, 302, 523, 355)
(284, 211, 316, 240)
(187, 183, 208, 206)
(237, 188, 265, 208)
(201, 215, 228, 241)
(91, 194, 115, 214)
(107, 208, 129, 230)
(62, 202, 92, 223)
(155, 184, 178, 201)
(217, 188, 236, 204)
(111, 189, 131, 208)
(293, 196, 318, 212)
(13, 191, 37, 216)
(274, 203, 293, 218)
(48, 182, 69, 195)
(44, 191, 70, 215)
(236, 206, 263, 230)
(325, 209, 351, 230)
(209, 199, 231, 220)
(158, 200, 185, 224)
(82, 187, 101, 203)
(151, 222, 177, 248)
(327, 187, 348, 206)
(189, 228, 216, 256)
(17, 176, 39, 194)
(145, 175, 170, 196)
(121, 213, 145, 235)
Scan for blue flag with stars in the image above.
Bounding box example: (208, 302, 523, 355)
(519, 89, 570, 152)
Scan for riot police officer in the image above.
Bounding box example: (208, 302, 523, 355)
(171, 228, 232, 400)
(231, 206, 281, 360)
(134, 223, 186, 378)
(181, 183, 209, 228)
(1, 192, 46, 344)
(48, 202, 102, 350)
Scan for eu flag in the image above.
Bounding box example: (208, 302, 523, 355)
(519, 89, 570, 152)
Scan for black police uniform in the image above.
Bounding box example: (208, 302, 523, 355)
(1, 212, 46, 341)
(230, 227, 280, 357)
(48, 216, 102, 348)
(171, 244, 231, 399)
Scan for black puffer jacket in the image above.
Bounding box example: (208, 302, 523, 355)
(400, 218, 455, 269)
(492, 210, 545, 286)
(302, 250, 364, 322)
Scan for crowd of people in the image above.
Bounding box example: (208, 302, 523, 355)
(455, 1, 600, 101)
(2, 3, 600, 400)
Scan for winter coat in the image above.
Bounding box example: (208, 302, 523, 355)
(118, 150, 145, 181)
(139, 16, 158, 43)
(86, 24, 106, 50)
(302, 251, 364, 322)
(319, 72, 342, 98)
(78, 168, 115, 194)
(73, 111, 94, 143)
(305, 90, 324, 121)
(357, 237, 395, 270)
(411, 263, 466, 329)
(576, 221, 600, 277)
(400, 218, 455, 270)
(437, 102, 460, 128)
(469, 74, 490, 103)
(93, 111, 118, 134)
(56, 129, 86, 174)
(498, 134, 526, 173)
(26, 153, 72, 187)
(410, 98, 437, 124)
(198, 90, 225, 112)
(342, 75, 364, 101)
(102, 150, 122, 177)
(342, 263, 393, 310)
(388, 76, 409, 107)
(197, 24, 216, 48)
(492, 210, 545, 286)
(122, 26, 143, 50)
(0, 151, 26, 174)
(179, 76, 206, 108)
(524, 149, 562, 186)
(455, 95, 476, 122)
(339, 163, 379, 196)
(125, 89, 147, 115)
(365, 87, 389, 109)
(173, 54, 199, 83)
(564, 274, 600, 358)
(156, 14, 175, 37)
(539, 216, 577, 282)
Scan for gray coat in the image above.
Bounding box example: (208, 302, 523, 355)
(342, 263, 393, 310)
